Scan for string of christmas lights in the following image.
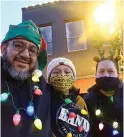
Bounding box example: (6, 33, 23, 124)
(95, 95, 119, 136)
(0, 69, 43, 130)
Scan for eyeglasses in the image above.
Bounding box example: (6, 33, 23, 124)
(8, 40, 39, 56)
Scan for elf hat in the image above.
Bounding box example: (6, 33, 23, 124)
(1, 20, 47, 71)
(47, 57, 76, 80)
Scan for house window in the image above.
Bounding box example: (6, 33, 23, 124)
(40, 26, 53, 55)
(65, 20, 87, 52)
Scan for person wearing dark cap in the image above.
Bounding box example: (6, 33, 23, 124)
(83, 54, 123, 137)
(0, 20, 51, 137)
(46, 57, 90, 137)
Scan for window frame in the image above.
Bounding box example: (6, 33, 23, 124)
(39, 24, 53, 56)
(65, 19, 87, 52)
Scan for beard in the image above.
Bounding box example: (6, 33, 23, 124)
(2, 53, 36, 80)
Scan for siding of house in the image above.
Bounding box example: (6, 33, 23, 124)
(22, 1, 123, 93)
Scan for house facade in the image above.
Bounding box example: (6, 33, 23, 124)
(22, 1, 123, 92)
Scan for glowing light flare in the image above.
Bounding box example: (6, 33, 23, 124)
(99, 122, 104, 130)
(34, 118, 42, 130)
(13, 113, 21, 126)
(95, 109, 101, 116)
(113, 130, 119, 135)
(94, 0, 116, 24)
(109, 24, 115, 34)
(113, 121, 119, 128)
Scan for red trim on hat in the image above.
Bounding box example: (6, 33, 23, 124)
(40, 37, 47, 52)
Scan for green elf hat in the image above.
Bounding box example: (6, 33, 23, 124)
(1, 20, 47, 71)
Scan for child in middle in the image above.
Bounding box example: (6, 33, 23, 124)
(47, 57, 91, 137)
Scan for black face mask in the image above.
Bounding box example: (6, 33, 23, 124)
(96, 77, 120, 91)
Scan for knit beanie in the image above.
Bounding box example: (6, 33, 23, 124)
(47, 57, 76, 80)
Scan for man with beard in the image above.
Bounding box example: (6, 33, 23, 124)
(83, 57, 123, 137)
(0, 20, 51, 137)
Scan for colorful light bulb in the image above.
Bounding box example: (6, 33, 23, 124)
(69, 112, 76, 118)
(113, 121, 119, 128)
(34, 118, 42, 130)
(95, 109, 101, 116)
(113, 130, 119, 135)
(26, 104, 34, 116)
(78, 126, 84, 132)
(32, 76, 39, 82)
(81, 109, 88, 115)
(34, 89, 42, 95)
(0, 92, 9, 102)
(99, 122, 104, 130)
(33, 69, 42, 78)
(13, 113, 21, 126)
(66, 133, 72, 137)
(64, 98, 72, 104)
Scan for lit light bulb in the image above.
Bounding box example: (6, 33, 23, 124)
(113, 130, 119, 135)
(113, 121, 118, 128)
(33, 69, 42, 78)
(99, 122, 104, 130)
(13, 113, 21, 126)
(64, 98, 72, 104)
(34, 118, 42, 130)
(34, 89, 42, 95)
(0, 92, 9, 102)
(66, 133, 72, 137)
(69, 112, 76, 118)
(78, 126, 84, 132)
(95, 109, 101, 116)
(32, 76, 39, 82)
(81, 109, 88, 115)
(26, 104, 34, 116)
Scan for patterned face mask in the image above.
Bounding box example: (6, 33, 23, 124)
(49, 75, 74, 93)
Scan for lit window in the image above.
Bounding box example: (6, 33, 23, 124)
(40, 26, 53, 55)
(65, 20, 87, 52)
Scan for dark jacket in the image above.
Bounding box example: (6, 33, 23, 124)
(50, 86, 91, 137)
(1, 59, 51, 137)
(83, 84, 123, 137)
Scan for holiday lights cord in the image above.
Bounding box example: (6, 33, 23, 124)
(95, 94, 119, 135)
(0, 69, 43, 130)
